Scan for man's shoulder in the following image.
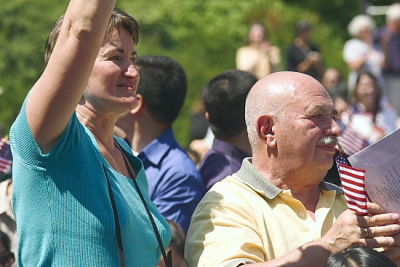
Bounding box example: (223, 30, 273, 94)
(165, 145, 199, 171)
(200, 150, 244, 190)
(208, 175, 240, 189)
(147, 132, 199, 172)
(200, 141, 244, 169)
(153, 144, 203, 190)
(200, 150, 228, 169)
(200, 175, 261, 208)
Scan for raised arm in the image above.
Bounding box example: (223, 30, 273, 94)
(27, 0, 116, 152)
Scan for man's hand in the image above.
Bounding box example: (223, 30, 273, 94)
(321, 203, 400, 254)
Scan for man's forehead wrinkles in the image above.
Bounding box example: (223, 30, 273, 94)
(305, 104, 334, 115)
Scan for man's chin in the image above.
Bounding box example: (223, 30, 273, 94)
(316, 158, 335, 173)
(119, 96, 138, 108)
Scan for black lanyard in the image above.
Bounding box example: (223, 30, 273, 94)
(103, 164, 126, 266)
(103, 140, 172, 267)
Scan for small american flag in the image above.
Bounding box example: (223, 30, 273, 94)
(338, 126, 369, 156)
(0, 137, 12, 174)
(336, 153, 368, 215)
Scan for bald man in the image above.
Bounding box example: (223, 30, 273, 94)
(185, 72, 400, 266)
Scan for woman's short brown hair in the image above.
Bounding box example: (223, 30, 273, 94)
(44, 8, 139, 66)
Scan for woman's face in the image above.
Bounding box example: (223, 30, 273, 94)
(84, 28, 140, 116)
(356, 74, 378, 110)
(248, 24, 265, 43)
(358, 26, 373, 43)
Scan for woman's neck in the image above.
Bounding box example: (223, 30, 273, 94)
(358, 102, 376, 114)
(76, 104, 117, 150)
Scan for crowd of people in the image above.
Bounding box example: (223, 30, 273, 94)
(1, 0, 400, 266)
(235, 6, 400, 159)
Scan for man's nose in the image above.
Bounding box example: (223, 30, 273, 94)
(330, 118, 342, 137)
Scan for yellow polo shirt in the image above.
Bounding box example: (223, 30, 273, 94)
(185, 158, 347, 267)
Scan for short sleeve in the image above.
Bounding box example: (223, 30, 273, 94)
(10, 96, 83, 167)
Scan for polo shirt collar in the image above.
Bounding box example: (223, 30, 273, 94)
(139, 128, 175, 166)
(235, 158, 343, 199)
(235, 158, 282, 199)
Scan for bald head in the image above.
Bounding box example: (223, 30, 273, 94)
(245, 71, 329, 148)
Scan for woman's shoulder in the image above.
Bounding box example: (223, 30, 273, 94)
(345, 39, 367, 52)
(237, 45, 256, 54)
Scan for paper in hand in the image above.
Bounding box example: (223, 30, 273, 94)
(348, 128, 400, 214)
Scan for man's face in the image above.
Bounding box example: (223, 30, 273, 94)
(274, 82, 340, 174)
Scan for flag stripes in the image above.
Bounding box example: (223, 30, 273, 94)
(338, 126, 369, 156)
(337, 162, 368, 215)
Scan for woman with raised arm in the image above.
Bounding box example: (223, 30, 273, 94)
(9, 0, 171, 266)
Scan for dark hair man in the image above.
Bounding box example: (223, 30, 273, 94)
(116, 55, 205, 233)
(200, 69, 257, 190)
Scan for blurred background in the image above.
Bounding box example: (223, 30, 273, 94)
(0, 0, 397, 146)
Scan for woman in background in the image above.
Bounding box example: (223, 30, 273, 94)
(343, 15, 384, 91)
(340, 72, 397, 150)
(236, 23, 280, 78)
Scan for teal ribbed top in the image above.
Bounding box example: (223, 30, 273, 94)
(10, 100, 171, 266)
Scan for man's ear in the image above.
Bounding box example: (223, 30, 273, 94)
(257, 115, 276, 149)
(204, 112, 210, 122)
(130, 94, 143, 115)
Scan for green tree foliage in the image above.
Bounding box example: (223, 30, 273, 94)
(0, 0, 66, 135)
(281, 0, 362, 38)
(0, 0, 359, 144)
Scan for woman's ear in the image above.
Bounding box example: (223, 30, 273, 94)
(257, 115, 276, 149)
(130, 94, 143, 115)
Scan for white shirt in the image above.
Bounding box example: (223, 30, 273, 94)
(343, 38, 384, 89)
